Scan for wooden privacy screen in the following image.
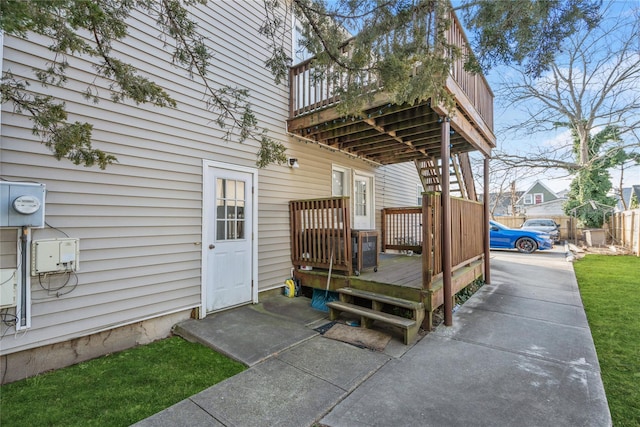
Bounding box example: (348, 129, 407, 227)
(289, 197, 352, 274)
(421, 193, 483, 283)
(451, 197, 484, 268)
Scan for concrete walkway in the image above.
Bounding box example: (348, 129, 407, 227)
(134, 247, 611, 427)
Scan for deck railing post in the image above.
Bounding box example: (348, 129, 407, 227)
(441, 118, 453, 327)
(381, 208, 387, 252)
(484, 156, 491, 284)
(421, 194, 433, 292)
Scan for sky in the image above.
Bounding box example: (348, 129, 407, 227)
(477, 0, 640, 195)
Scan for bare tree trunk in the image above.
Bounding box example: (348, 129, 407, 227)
(618, 165, 627, 210)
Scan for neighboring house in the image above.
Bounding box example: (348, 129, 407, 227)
(523, 199, 567, 216)
(613, 185, 640, 212)
(480, 191, 524, 216)
(515, 181, 566, 215)
(0, 3, 494, 382)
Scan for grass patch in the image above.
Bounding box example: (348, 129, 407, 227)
(573, 255, 640, 427)
(0, 336, 245, 426)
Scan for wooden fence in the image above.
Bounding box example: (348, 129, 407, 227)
(609, 209, 640, 256)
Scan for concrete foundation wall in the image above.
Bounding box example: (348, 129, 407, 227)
(0, 309, 191, 384)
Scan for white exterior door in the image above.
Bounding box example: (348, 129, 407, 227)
(203, 161, 256, 313)
(353, 172, 374, 229)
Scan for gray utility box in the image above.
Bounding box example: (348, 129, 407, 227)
(351, 229, 379, 275)
(0, 181, 46, 228)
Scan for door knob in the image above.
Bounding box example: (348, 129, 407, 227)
(209, 244, 215, 249)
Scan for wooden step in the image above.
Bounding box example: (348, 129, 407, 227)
(326, 301, 421, 345)
(337, 287, 423, 310)
(326, 301, 416, 328)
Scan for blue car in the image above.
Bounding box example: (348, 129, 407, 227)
(490, 220, 553, 254)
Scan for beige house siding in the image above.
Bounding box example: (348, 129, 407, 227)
(0, 2, 289, 355)
(0, 1, 424, 357)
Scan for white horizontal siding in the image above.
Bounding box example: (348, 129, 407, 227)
(0, 0, 425, 355)
(0, 1, 293, 354)
(375, 162, 423, 229)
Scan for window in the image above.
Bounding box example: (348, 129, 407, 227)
(216, 178, 245, 240)
(524, 193, 544, 205)
(332, 166, 349, 196)
(417, 184, 423, 206)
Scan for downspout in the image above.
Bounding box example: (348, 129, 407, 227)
(19, 227, 29, 327)
(484, 157, 491, 284)
(441, 118, 453, 327)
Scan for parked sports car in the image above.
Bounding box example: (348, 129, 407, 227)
(520, 218, 561, 242)
(490, 220, 553, 254)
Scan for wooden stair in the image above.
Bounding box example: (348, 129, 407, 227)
(326, 287, 425, 345)
(415, 153, 477, 201)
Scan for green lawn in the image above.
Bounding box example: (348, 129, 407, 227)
(573, 255, 640, 427)
(0, 336, 245, 426)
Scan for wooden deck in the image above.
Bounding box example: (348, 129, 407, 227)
(290, 196, 487, 331)
(295, 251, 484, 330)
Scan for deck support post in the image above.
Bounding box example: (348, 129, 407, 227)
(483, 156, 491, 284)
(441, 118, 453, 327)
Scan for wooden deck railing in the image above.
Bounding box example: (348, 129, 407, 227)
(289, 11, 493, 131)
(381, 207, 423, 253)
(290, 194, 485, 288)
(289, 197, 352, 274)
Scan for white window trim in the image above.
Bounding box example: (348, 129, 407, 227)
(533, 193, 544, 204)
(524, 194, 533, 204)
(332, 164, 350, 197)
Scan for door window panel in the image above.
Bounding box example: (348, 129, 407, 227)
(216, 178, 246, 240)
(355, 179, 367, 216)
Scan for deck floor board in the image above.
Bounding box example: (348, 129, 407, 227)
(357, 253, 422, 289)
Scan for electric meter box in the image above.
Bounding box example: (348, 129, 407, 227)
(32, 238, 80, 275)
(0, 181, 46, 228)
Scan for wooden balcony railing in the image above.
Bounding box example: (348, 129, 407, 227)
(446, 12, 494, 130)
(289, 10, 493, 131)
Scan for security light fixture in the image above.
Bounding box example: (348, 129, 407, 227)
(288, 158, 299, 169)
